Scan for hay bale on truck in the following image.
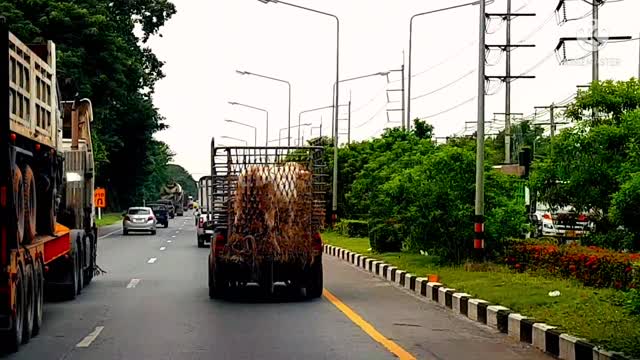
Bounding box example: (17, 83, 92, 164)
(208, 140, 327, 299)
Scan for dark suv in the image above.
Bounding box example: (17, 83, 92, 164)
(149, 203, 169, 228)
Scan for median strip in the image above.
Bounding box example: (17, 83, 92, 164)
(323, 289, 418, 360)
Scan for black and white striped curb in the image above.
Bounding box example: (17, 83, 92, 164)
(324, 244, 636, 360)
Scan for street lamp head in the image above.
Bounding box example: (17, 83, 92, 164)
(224, 119, 233, 123)
(235, 70, 248, 75)
(257, 0, 277, 3)
(377, 71, 390, 76)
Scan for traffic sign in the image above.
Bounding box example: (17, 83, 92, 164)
(95, 188, 106, 209)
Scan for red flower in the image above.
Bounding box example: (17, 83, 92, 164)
(625, 267, 632, 273)
(515, 264, 521, 270)
(615, 281, 622, 289)
(569, 265, 577, 272)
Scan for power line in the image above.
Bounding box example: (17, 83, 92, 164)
(419, 96, 476, 119)
(411, 69, 475, 101)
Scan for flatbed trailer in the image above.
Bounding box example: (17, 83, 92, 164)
(0, 23, 98, 353)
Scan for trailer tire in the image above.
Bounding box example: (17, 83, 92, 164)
(13, 165, 25, 245)
(61, 252, 79, 301)
(83, 232, 96, 286)
(0, 266, 24, 352)
(305, 259, 323, 299)
(32, 259, 44, 336)
(22, 166, 37, 244)
(36, 183, 56, 235)
(209, 261, 227, 299)
(76, 252, 84, 296)
(21, 263, 34, 344)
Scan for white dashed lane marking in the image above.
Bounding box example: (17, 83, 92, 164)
(160, 247, 166, 251)
(76, 326, 105, 348)
(147, 258, 157, 264)
(126, 279, 141, 288)
(167, 240, 172, 243)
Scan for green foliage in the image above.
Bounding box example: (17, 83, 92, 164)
(1, 0, 177, 209)
(369, 220, 403, 253)
(581, 229, 637, 252)
(336, 220, 368, 238)
(625, 288, 640, 315)
(530, 81, 640, 240)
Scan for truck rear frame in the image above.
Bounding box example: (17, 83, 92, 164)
(207, 139, 327, 298)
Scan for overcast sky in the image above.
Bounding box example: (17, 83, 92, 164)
(147, 0, 640, 178)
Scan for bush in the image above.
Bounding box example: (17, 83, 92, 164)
(336, 220, 369, 238)
(625, 288, 640, 315)
(369, 221, 403, 253)
(581, 229, 637, 252)
(505, 242, 640, 290)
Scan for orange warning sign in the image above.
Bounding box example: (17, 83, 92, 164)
(94, 188, 106, 208)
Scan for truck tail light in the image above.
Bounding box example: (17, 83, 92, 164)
(578, 214, 587, 222)
(542, 213, 552, 220)
(199, 217, 204, 227)
(312, 232, 323, 252)
(124, 216, 131, 222)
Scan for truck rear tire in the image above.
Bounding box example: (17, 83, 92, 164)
(209, 262, 227, 299)
(13, 165, 25, 245)
(83, 232, 96, 286)
(36, 178, 56, 235)
(32, 259, 44, 336)
(61, 253, 79, 301)
(21, 263, 34, 344)
(305, 260, 323, 299)
(23, 166, 37, 244)
(0, 266, 24, 352)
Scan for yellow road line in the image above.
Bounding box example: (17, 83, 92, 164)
(323, 289, 417, 360)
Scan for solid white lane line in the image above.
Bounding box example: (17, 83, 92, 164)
(98, 228, 121, 239)
(160, 247, 166, 251)
(76, 326, 105, 348)
(147, 258, 157, 264)
(126, 279, 141, 288)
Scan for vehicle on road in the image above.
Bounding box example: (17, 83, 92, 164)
(530, 203, 592, 239)
(148, 203, 169, 228)
(123, 207, 157, 235)
(208, 141, 327, 299)
(0, 27, 99, 353)
(156, 199, 175, 219)
(160, 182, 184, 217)
(196, 176, 216, 248)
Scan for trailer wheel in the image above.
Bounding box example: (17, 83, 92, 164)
(13, 165, 25, 245)
(23, 166, 37, 244)
(61, 252, 79, 301)
(209, 262, 228, 299)
(36, 180, 55, 235)
(305, 259, 323, 299)
(83, 232, 96, 286)
(0, 266, 24, 352)
(21, 263, 34, 344)
(32, 259, 44, 336)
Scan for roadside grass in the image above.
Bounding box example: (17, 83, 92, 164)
(322, 231, 640, 358)
(96, 213, 122, 227)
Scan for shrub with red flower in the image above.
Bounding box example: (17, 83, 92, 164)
(505, 241, 640, 290)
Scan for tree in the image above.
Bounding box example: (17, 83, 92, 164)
(1, 0, 177, 209)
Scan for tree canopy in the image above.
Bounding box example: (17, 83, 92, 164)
(1, 0, 177, 209)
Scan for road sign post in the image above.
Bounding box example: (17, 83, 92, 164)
(95, 188, 106, 220)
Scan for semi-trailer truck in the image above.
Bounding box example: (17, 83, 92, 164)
(0, 24, 98, 352)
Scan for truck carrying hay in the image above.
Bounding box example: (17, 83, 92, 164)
(207, 140, 327, 298)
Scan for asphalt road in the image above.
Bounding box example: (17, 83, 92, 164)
(2, 213, 550, 360)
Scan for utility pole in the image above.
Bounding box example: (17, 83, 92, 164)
(386, 65, 406, 130)
(555, 0, 631, 84)
(401, 63, 406, 130)
(347, 97, 352, 144)
(474, 0, 487, 255)
(534, 103, 569, 138)
(486, 3, 535, 164)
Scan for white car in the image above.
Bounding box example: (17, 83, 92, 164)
(531, 203, 591, 238)
(123, 207, 157, 235)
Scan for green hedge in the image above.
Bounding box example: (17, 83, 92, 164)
(336, 220, 369, 238)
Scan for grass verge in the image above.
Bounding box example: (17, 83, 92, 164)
(96, 213, 122, 227)
(322, 232, 640, 358)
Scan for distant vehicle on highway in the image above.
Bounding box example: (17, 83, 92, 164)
(148, 203, 169, 228)
(123, 207, 157, 235)
(156, 199, 175, 219)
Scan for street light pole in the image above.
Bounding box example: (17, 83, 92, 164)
(236, 70, 292, 146)
(228, 102, 269, 147)
(408, 1, 490, 130)
(224, 119, 257, 146)
(221, 135, 248, 146)
(258, 0, 341, 222)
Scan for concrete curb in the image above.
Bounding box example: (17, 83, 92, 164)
(323, 244, 637, 360)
